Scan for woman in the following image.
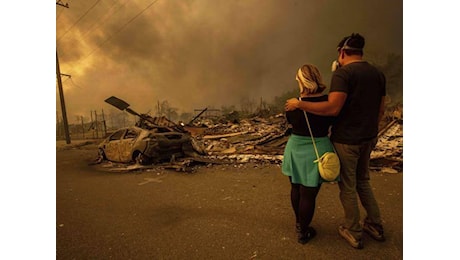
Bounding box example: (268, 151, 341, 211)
(282, 64, 337, 244)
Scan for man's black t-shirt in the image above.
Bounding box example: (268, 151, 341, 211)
(330, 61, 386, 144)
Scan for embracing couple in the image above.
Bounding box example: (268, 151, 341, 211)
(282, 33, 386, 249)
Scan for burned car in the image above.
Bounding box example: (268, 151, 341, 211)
(98, 96, 206, 165)
(98, 126, 195, 165)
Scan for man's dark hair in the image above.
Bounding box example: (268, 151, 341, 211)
(337, 33, 365, 56)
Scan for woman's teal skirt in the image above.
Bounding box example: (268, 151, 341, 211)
(282, 134, 338, 187)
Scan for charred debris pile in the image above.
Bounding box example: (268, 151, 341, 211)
(104, 96, 403, 173)
(187, 113, 402, 174)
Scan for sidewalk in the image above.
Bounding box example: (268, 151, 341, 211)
(56, 139, 100, 150)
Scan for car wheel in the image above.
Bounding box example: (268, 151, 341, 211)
(97, 148, 107, 163)
(134, 151, 151, 165)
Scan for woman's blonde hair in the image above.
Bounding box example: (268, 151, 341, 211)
(295, 64, 327, 94)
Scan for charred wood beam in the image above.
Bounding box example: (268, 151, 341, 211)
(188, 108, 208, 125)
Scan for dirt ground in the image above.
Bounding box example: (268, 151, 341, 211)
(56, 140, 403, 259)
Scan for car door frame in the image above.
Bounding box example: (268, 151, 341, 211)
(104, 129, 126, 162)
(118, 127, 141, 162)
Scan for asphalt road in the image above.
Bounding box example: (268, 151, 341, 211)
(56, 142, 403, 259)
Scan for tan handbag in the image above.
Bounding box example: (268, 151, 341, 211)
(301, 100, 340, 181)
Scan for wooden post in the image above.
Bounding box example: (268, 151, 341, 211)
(81, 116, 85, 139)
(95, 110, 99, 139)
(102, 109, 107, 137)
(90, 110, 94, 138)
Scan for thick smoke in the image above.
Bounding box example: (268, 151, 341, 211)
(56, 0, 402, 123)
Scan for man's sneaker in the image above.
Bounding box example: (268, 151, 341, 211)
(363, 222, 385, 241)
(338, 225, 363, 249)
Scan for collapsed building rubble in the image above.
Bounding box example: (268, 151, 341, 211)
(370, 119, 403, 173)
(101, 96, 403, 173)
(189, 114, 403, 173)
(191, 115, 288, 164)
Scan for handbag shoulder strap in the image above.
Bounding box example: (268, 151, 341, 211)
(299, 97, 320, 161)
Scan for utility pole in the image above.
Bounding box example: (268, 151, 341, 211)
(57, 1, 71, 144)
(56, 51, 71, 144)
(56, 110, 61, 138)
(56, 0, 69, 8)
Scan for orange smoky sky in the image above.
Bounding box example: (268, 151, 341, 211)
(56, 0, 402, 124)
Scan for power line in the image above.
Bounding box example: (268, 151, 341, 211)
(57, 0, 102, 43)
(79, 0, 131, 41)
(69, 78, 84, 89)
(66, 0, 161, 73)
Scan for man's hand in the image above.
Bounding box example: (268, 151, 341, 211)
(285, 98, 300, 111)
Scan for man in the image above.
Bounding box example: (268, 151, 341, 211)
(285, 33, 386, 249)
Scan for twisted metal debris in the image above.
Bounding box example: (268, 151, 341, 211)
(191, 115, 403, 173)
